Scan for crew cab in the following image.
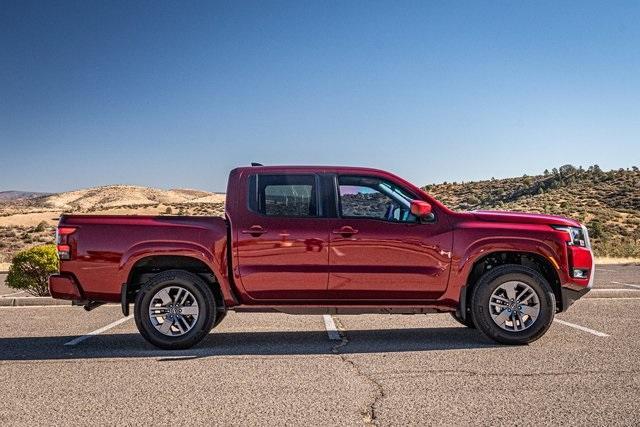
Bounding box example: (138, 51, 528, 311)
(49, 165, 594, 349)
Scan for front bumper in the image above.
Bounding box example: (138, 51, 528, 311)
(561, 286, 591, 311)
(49, 274, 83, 300)
(560, 260, 595, 311)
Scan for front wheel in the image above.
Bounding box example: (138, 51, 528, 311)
(471, 265, 556, 345)
(449, 311, 475, 328)
(134, 270, 216, 350)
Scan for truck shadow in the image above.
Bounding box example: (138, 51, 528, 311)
(0, 327, 500, 361)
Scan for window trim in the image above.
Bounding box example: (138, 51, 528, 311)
(247, 173, 325, 218)
(319, 173, 338, 218)
(335, 174, 436, 224)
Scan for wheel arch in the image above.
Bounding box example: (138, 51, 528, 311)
(462, 250, 563, 317)
(125, 254, 225, 311)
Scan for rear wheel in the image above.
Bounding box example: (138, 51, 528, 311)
(471, 265, 555, 345)
(134, 270, 216, 350)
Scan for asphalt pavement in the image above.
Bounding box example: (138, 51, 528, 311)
(0, 266, 638, 425)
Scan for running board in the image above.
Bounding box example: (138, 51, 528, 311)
(232, 305, 452, 315)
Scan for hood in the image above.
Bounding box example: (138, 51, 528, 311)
(472, 210, 581, 227)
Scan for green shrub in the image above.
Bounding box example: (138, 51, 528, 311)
(588, 220, 606, 239)
(6, 245, 58, 296)
(465, 195, 481, 205)
(34, 221, 49, 232)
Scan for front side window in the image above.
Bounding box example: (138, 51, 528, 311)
(250, 175, 318, 217)
(338, 176, 417, 222)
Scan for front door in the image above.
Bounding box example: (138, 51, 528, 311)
(329, 175, 452, 301)
(235, 173, 329, 301)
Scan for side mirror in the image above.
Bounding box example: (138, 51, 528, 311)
(410, 200, 432, 218)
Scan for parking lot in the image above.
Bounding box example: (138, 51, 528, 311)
(1, 266, 639, 425)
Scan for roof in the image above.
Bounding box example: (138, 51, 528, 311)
(234, 165, 391, 175)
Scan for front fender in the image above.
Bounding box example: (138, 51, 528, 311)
(439, 236, 566, 308)
(458, 236, 563, 277)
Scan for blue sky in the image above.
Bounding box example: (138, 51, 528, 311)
(1, 0, 639, 192)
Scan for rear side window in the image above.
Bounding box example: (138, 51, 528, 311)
(249, 175, 318, 217)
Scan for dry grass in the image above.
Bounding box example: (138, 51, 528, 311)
(594, 257, 640, 265)
(0, 224, 57, 264)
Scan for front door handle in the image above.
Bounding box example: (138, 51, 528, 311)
(332, 226, 359, 236)
(241, 225, 267, 237)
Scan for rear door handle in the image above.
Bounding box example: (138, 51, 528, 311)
(332, 226, 359, 236)
(241, 225, 267, 237)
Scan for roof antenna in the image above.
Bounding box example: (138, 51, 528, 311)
(251, 162, 264, 167)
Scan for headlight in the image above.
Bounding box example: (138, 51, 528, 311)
(552, 225, 591, 248)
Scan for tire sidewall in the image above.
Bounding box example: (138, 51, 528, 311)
(134, 270, 216, 350)
(450, 311, 476, 328)
(471, 266, 556, 345)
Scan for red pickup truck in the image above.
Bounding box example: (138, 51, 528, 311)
(49, 165, 594, 349)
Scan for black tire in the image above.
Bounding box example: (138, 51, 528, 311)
(134, 270, 216, 350)
(471, 265, 556, 345)
(213, 310, 227, 328)
(450, 311, 476, 328)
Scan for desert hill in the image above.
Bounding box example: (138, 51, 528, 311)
(0, 191, 51, 201)
(35, 185, 224, 210)
(0, 184, 225, 217)
(0, 185, 226, 263)
(424, 165, 640, 258)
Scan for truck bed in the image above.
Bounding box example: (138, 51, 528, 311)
(56, 215, 229, 302)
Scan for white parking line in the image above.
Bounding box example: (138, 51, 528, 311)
(64, 315, 133, 346)
(612, 281, 640, 290)
(553, 319, 609, 337)
(0, 305, 72, 309)
(322, 314, 341, 340)
(589, 289, 640, 294)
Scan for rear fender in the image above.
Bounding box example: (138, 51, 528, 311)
(119, 241, 237, 306)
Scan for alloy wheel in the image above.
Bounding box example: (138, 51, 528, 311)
(148, 286, 200, 336)
(489, 281, 540, 332)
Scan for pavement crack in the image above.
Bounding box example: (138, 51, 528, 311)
(330, 316, 385, 426)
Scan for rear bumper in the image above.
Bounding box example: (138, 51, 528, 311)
(48, 274, 83, 300)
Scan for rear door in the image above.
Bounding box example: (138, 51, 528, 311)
(328, 174, 452, 301)
(235, 173, 330, 301)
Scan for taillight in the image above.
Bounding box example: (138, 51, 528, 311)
(56, 226, 77, 260)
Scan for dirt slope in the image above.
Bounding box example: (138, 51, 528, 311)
(424, 165, 640, 257)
